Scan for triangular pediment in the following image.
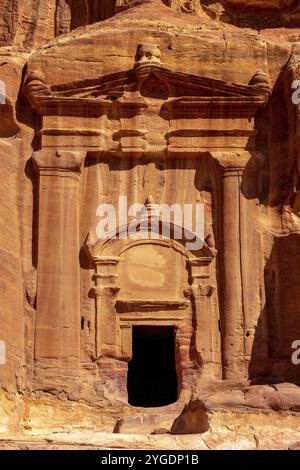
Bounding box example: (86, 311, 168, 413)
(48, 64, 265, 99)
(24, 61, 270, 115)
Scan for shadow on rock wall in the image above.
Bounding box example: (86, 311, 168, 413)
(249, 234, 300, 385)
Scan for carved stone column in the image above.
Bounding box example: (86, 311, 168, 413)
(187, 258, 215, 379)
(91, 255, 127, 402)
(32, 150, 86, 386)
(92, 256, 120, 358)
(221, 162, 244, 380)
(211, 151, 260, 381)
(285, 42, 300, 214)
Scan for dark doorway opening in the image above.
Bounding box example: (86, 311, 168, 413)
(127, 326, 178, 407)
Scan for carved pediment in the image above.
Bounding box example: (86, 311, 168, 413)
(24, 45, 271, 155)
(24, 44, 270, 118)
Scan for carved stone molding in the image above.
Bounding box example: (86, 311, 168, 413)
(115, 299, 189, 313)
(187, 258, 214, 286)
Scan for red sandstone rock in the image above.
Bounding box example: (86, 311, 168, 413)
(1, 0, 300, 449)
(225, 0, 294, 10)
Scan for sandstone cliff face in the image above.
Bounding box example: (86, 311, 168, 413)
(2, 0, 300, 49)
(2, 0, 300, 449)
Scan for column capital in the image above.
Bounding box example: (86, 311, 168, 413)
(209, 150, 265, 175)
(187, 258, 212, 286)
(32, 150, 86, 173)
(93, 256, 120, 286)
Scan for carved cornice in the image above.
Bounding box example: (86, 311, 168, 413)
(161, 95, 267, 119)
(187, 257, 213, 285)
(115, 299, 189, 313)
(93, 256, 120, 266)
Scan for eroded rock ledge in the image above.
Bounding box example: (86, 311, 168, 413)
(2, 384, 300, 449)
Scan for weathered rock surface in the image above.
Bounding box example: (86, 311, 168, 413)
(2, 0, 300, 49)
(2, 0, 300, 450)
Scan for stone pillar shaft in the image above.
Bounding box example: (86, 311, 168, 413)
(93, 257, 119, 358)
(221, 167, 245, 379)
(33, 150, 85, 377)
(188, 259, 215, 378)
(210, 150, 267, 380)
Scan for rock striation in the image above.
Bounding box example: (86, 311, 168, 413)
(1, 0, 300, 449)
